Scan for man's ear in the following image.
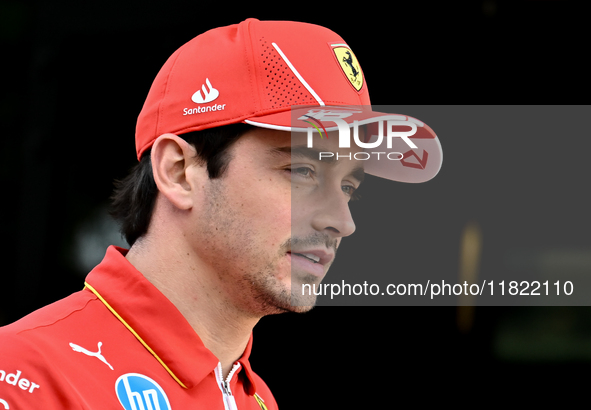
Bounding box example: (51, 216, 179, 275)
(151, 133, 202, 210)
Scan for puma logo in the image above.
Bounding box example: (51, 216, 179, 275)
(69, 342, 114, 370)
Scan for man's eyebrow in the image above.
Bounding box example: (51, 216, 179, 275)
(269, 145, 365, 183)
(349, 165, 366, 184)
(270, 145, 334, 162)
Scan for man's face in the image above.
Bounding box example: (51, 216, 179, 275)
(188, 127, 364, 315)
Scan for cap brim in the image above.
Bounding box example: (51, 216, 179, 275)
(244, 105, 443, 183)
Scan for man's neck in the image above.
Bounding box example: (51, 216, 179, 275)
(125, 237, 259, 378)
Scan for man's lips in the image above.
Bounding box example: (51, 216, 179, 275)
(287, 249, 334, 267)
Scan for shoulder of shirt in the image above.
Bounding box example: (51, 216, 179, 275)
(0, 288, 97, 348)
(0, 290, 101, 408)
(0, 289, 98, 375)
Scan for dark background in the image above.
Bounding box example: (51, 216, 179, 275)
(1, 0, 589, 407)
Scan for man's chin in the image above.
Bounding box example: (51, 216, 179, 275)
(251, 280, 319, 316)
(288, 282, 320, 312)
(261, 284, 319, 315)
(286, 301, 317, 314)
(260, 296, 316, 316)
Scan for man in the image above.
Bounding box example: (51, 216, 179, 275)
(0, 18, 441, 409)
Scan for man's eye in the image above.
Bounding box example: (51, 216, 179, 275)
(343, 185, 361, 201)
(291, 167, 315, 178)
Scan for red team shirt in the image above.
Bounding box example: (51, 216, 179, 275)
(0, 246, 278, 409)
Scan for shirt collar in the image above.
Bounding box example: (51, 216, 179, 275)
(85, 245, 258, 394)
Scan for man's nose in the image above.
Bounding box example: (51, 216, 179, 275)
(310, 187, 356, 238)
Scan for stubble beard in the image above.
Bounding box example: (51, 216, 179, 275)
(198, 178, 318, 318)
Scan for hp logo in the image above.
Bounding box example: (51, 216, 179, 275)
(115, 373, 171, 410)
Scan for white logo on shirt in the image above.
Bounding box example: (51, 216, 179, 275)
(115, 373, 171, 410)
(191, 78, 220, 103)
(0, 369, 40, 394)
(69, 342, 114, 370)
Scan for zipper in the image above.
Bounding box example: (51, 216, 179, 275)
(215, 362, 241, 410)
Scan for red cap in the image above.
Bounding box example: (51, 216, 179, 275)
(136, 18, 442, 183)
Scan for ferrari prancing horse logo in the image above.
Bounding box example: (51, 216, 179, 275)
(332, 45, 364, 92)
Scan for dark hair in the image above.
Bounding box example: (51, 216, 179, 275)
(110, 123, 253, 246)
